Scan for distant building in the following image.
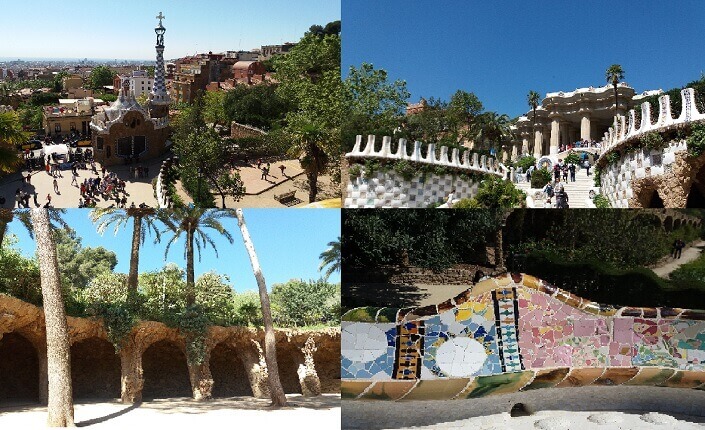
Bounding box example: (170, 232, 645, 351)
(90, 13, 171, 167)
(172, 52, 232, 104)
(231, 61, 266, 85)
(128, 70, 154, 99)
(43, 98, 98, 137)
(61, 74, 83, 93)
(259, 42, 297, 60)
(225, 50, 260, 61)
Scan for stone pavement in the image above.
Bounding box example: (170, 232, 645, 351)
(236, 159, 304, 195)
(0, 159, 163, 209)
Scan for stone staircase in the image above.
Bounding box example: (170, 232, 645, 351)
(516, 166, 595, 208)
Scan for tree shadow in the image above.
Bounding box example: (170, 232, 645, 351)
(76, 401, 141, 427)
(342, 282, 428, 309)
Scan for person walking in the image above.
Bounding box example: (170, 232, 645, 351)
(446, 188, 456, 208)
(569, 163, 576, 182)
(675, 239, 685, 259)
(53, 179, 59, 194)
(71, 172, 78, 187)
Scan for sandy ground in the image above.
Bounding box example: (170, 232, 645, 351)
(0, 394, 340, 429)
(342, 387, 705, 430)
(651, 240, 705, 278)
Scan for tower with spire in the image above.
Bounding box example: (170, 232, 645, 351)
(149, 11, 170, 119)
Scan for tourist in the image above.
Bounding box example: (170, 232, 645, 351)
(45, 194, 52, 207)
(257, 158, 263, 169)
(101, 165, 106, 177)
(583, 159, 591, 176)
(53, 179, 59, 194)
(446, 188, 456, 208)
(675, 239, 685, 259)
(568, 163, 576, 182)
(279, 164, 286, 177)
(553, 163, 560, 181)
(526, 165, 534, 182)
(554, 183, 569, 209)
(261, 166, 268, 180)
(672, 239, 679, 258)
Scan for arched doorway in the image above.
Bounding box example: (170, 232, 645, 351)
(0, 333, 39, 404)
(142, 340, 191, 399)
(648, 190, 665, 208)
(276, 347, 302, 394)
(664, 216, 674, 231)
(71, 337, 121, 400)
(674, 219, 682, 229)
(209, 343, 252, 397)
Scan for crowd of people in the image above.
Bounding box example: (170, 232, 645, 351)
(558, 139, 601, 153)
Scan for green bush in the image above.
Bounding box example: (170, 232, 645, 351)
(530, 168, 552, 188)
(393, 160, 416, 181)
(593, 194, 610, 208)
(642, 132, 666, 151)
(0, 244, 42, 306)
(593, 166, 602, 187)
(687, 122, 705, 157)
(473, 176, 526, 208)
(270, 279, 340, 326)
(453, 198, 481, 208)
(233, 135, 288, 157)
(232, 291, 263, 326)
(514, 156, 536, 172)
(348, 163, 362, 179)
(564, 152, 580, 165)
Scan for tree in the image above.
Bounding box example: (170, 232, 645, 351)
(90, 208, 161, 301)
(203, 90, 227, 128)
(223, 84, 290, 131)
(275, 31, 343, 201)
(318, 237, 341, 280)
(54, 228, 117, 290)
(159, 208, 235, 306)
(605, 64, 625, 118)
(527, 90, 540, 153)
(89, 65, 116, 90)
(52, 71, 70, 93)
(0, 110, 29, 172)
(271, 279, 339, 326)
(234, 208, 287, 406)
(472, 111, 513, 154)
(32, 209, 74, 427)
(448, 90, 483, 140)
(0, 208, 68, 250)
(342, 63, 410, 146)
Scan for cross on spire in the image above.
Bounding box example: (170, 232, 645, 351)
(156, 12, 165, 26)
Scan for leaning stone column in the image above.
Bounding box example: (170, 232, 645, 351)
(296, 337, 321, 397)
(521, 138, 529, 157)
(240, 340, 271, 399)
(119, 342, 143, 403)
(580, 114, 591, 141)
(550, 118, 560, 155)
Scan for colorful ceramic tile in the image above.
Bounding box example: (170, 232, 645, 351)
(521, 368, 569, 391)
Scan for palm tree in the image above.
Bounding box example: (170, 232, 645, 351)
(605, 64, 625, 118)
(318, 237, 340, 281)
(90, 208, 161, 301)
(288, 122, 329, 203)
(0, 208, 68, 248)
(32, 209, 74, 427)
(159, 207, 234, 306)
(473, 112, 513, 155)
(527, 90, 541, 153)
(0, 110, 29, 172)
(234, 208, 287, 407)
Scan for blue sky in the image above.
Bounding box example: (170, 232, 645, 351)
(342, 0, 705, 117)
(0, 0, 340, 60)
(6, 209, 340, 293)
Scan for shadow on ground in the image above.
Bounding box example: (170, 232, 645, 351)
(342, 282, 428, 310)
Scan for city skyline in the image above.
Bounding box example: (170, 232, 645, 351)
(0, 0, 340, 60)
(342, 0, 705, 117)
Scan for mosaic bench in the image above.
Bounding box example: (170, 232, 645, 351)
(342, 273, 705, 400)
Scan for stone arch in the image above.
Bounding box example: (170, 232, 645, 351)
(664, 216, 674, 231)
(276, 344, 303, 394)
(674, 219, 682, 229)
(70, 337, 121, 400)
(142, 340, 191, 399)
(209, 341, 253, 398)
(0, 332, 40, 404)
(638, 188, 665, 208)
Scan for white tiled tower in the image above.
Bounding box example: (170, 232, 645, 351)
(149, 12, 170, 118)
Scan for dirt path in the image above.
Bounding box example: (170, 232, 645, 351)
(651, 241, 705, 279)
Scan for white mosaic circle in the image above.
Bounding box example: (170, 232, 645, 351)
(435, 337, 487, 377)
(341, 323, 388, 362)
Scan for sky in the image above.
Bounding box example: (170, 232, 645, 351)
(342, 0, 705, 118)
(6, 209, 340, 293)
(0, 0, 340, 60)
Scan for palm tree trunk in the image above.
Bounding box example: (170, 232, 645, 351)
(32, 209, 75, 427)
(307, 170, 318, 203)
(127, 216, 141, 300)
(614, 84, 618, 118)
(235, 209, 288, 407)
(186, 226, 195, 306)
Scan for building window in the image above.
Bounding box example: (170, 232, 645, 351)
(106, 145, 111, 158)
(96, 137, 104, 150)
(54, 124, 61, 133)
(70, 122, 76, 131)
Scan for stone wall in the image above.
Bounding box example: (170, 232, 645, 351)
(230, 122, 266, 140)
(341, 273, 705, 400)
(0, 294, 340, 404)
(345, 169, 481, 208)
(345, 264, 496, 286)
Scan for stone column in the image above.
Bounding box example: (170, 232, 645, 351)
(119, 344, 144, 403)
(533, 129, 543, 158)
(521, 137, 529, 157)
(550, 118, 560, 155)
(511, 143, 518, 161)
(188, 347, 214, 401)
(581, 115, 591, 141)
(240, 340, 271, 399)
(296, 337, 321, 397)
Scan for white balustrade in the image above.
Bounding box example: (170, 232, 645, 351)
(346, 135, 506, 177)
